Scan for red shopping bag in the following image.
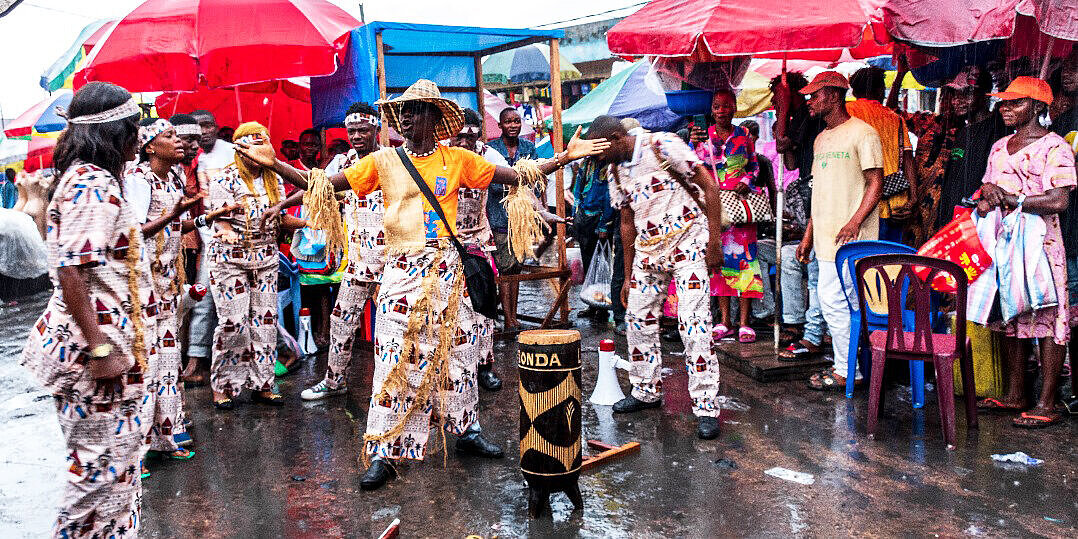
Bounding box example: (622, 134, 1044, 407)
(916, 212, 993, 292)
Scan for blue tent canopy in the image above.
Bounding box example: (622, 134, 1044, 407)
(311, 22, 563, 129)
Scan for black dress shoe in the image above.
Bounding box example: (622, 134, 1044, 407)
(612, 395, 662, 414)
(360, 460, 396, 491)
(455, 434, 505, 458)
(478, 366, 503, 391)
(697, 416, 720, 440)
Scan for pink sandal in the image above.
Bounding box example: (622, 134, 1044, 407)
(712, 324, 734, 341)
(738, 326, 756, 343)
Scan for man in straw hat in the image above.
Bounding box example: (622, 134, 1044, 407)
(237, 79, 608, 490)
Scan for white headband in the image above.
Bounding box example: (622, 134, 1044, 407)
(460, 125, 481, 135)
(60, 97, 141, 125)
(174, 124, 200, 136)
(138, 119, 173, 148)
(345, 112, 380, 128)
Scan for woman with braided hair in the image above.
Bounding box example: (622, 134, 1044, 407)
(206, 122, 297, 410)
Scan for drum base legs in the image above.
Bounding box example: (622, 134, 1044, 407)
(527, 482, 583, 518)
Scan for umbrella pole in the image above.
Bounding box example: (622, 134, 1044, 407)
(1038, 36, 1056, 80)
(550, 37, 568, 325)
(773, 57, 789, 351)
(234, 86, 243, 125)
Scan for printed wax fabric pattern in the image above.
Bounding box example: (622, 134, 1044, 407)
(21, 162, 156, 539)
(609, 132, 720, 417)
(207, 164, 282, 395)
(128, 161, 189, 451)
(364, 243, 480, 460)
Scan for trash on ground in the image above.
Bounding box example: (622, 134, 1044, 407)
(990, 452, 1042, 466)
(764, 467, 815, 485)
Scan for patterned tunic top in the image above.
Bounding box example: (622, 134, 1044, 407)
(126, 161, 187, 317)
(208, 163, 285, 269)
(608, 131, 708, 254)
(22, 162, 157, 404)
(327, 149, 386, 281)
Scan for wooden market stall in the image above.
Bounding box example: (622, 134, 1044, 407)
(311, 22, 575, 334)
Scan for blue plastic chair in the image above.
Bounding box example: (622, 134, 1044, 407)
(278, 253, 302, 338)
(835, 240, 926, 407)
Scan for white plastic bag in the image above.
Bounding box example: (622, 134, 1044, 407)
(0, 209, 47, 279)
(579, 241, 613, 308)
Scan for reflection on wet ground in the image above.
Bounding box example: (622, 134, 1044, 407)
(1, 284, 1076, 537)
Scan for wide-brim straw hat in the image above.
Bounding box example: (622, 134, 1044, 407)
(375, 79, 465, 141)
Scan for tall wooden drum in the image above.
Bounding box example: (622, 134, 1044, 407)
(518, 329, 583, 517)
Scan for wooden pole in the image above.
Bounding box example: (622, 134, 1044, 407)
(474, 54, 485, 138)
(376, 31, 389, 146)
(549, 38, 568, 324)
(773, 57, 788, 351)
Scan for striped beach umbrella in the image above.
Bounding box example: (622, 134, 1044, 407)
(40, 19, 116, 92)
(4, 90, 73, 139)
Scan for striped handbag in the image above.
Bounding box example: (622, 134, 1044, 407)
(717, 189, 774, 225)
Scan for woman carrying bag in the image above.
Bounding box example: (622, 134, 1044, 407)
(691, 89, 763, 343)
(976, 77, 1077, 428)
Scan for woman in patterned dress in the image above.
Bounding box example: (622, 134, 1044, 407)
(692, 89, 763, 343)
(125, 118, 235, 464)
(206, 122, 290, 410)
(21, 81, 154, 538)
(976, 78, 1077, 428)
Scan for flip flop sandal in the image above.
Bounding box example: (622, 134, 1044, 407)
(779, 342, 820, 362)
(976, 398, 1025, 412)
(712, 324, 735, 341)
(738, 326, 757, 343)
(213, 398, 234, 411)
(150, 449, 196, 460)
(779, 326, 803, 345)
(808, 369, 857, 392)
(1012, 411, 1062, 429)
(140, 467, 151, 479)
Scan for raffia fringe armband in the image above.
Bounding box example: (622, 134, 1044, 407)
(503, 158, 551, 262)
(302, 168, 347, 257)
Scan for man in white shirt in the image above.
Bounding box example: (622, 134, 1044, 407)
(186, 110, 236, 384)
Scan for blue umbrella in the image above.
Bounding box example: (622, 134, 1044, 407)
(482, 44, 581, 85)
(545, 60, 680, 138)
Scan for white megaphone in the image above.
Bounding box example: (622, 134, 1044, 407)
(590, 339, 630, 406)
(297, 307, 318, 356)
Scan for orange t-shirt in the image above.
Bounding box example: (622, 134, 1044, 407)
(344, 145, 497, 241)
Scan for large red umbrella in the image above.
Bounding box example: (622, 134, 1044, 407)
(607, 0, 889, 61)
(75, 0, 359, 91)
(884, 0, 1077, 46)
(155, 79, 312, 143)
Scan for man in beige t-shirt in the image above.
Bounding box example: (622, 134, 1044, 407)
(794, 71, 883, 391)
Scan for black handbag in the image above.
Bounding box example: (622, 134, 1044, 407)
(881, 117, 910, 197)
(395, 147, 499, 320)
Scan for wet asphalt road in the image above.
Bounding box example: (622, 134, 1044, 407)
(1, 283, 1076, 538)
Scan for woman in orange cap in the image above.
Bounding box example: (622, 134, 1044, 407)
(976, 76, 1077, 428)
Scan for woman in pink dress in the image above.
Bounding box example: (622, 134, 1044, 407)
(976, 77, 1077, 428)
(693, 90, 763, 343)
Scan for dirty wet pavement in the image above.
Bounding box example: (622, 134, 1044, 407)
(2, 285, 1077, 538)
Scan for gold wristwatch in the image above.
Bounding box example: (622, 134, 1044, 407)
(90, 343, 113, 359)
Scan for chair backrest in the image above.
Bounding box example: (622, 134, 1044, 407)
(835, 240, 917, 327)
(854, 254, 968, 356)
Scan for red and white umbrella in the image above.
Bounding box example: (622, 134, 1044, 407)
(75, 0, 359, 92)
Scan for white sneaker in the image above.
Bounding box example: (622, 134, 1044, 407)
(301, 380, 347, 401)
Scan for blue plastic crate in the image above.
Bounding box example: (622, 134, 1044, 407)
(665, 90, 713, 116)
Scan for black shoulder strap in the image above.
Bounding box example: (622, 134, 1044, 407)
(394, 146, 466, 251)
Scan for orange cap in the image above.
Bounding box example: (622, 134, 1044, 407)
(799, 71, 850, 95)
(989, 76, 1053, 106)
